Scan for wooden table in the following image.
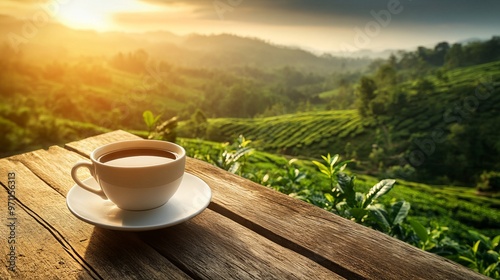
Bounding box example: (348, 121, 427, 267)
(0, 130, 488, 279)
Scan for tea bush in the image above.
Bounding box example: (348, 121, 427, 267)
(478, 171, 500, 193)
(179, 136, 500, 279)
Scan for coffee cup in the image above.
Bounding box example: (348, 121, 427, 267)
(71, 140, 186, 211)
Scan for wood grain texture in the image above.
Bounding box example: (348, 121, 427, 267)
(21, 134, 343, 279)
(187, 157, 489, 280)
(0, 159, 97, 279)
(36, 130, 488, 279)
(11, 146, 90, 197)
(65, 130, 141, 157)
(0, 156, 190, 280)
(140, 209, 343, 280)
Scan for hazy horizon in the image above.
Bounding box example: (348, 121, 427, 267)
(1, 0, 500, 54)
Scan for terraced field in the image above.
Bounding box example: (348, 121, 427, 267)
(178, 137, 500, 241)
(195, 61, 500, 166)
(204, 110, 377, 158)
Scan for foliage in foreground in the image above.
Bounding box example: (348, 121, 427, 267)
(178, 136, 500, 279)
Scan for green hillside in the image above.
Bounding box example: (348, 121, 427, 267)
(181, 59, 500, 186)
(178, 137, 500, 242)
(196, 110, 375, 158)
(0, 41, 361, 156)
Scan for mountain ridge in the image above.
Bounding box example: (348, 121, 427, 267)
(0, 14, 371, 73)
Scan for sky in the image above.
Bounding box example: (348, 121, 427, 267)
(1, 0, 500, 54)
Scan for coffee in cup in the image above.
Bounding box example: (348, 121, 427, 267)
(98, 148, 177, 166)
(71, 140, 186, 211)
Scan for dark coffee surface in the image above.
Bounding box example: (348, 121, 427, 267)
(98, 148, 177, 166)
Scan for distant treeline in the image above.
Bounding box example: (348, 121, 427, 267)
(177, 37, 500, 187)
(338, 37, 500, 186)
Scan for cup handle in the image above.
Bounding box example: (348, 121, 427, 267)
(71, 161, 108, 200)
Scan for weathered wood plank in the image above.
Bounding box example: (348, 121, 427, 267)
(23, 138, 343, 279)
(0, 171, 95, 279)
(62, 130, 488, 279)
(11, 146, 90, 197)
(140, 209, 343, 280)
(0, 160, 96, 279)
(0, 158, 191, 280)
(65, 130, 141, 157)
(188, 158, 488, 280)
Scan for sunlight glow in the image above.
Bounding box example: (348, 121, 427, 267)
(55, 0, 160, 31)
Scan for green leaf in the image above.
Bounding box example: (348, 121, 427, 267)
(312, 161, 331, 177)
(330, 154, 340, 167)
(227, 162, 240, 174)
(338, 163, 347, 172)
(363, 179, 396, 208)
(143, 110, 155, 128)
(350, 208, 368, 222)
(262, 174, 269, 184)
(336, 173, 356, 207)
(153, 114, 161, 125)
(355, 192, 364, 205)
(324, 193, 334, 203)
(336, 173, 351, 193)
(321, 154, 329, 162)
(425, 241, 437, 251)
(468, 230, 490, 248)
(484, 262, 498, 275)
(232, 147, 254, 162)
(390, 201, 411, 225)
(368, 205, 390, 231)
(492, 235, 500, 249)
(409, 220, 428, 242)
(486, 250, 499, 260)
(458, 256, 476, 265)
(295, 172, 307, 182)
(472, 240, 481, 255)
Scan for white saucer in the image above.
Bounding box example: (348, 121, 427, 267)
(66, 173, 212, 231)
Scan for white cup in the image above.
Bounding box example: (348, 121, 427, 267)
(71, 140, 186, 211)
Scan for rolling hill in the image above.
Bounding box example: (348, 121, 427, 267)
(0, 14, 372, 73)
(179, 60, 500, 184)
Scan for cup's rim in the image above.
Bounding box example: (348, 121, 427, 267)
(90, 139, 186, 168)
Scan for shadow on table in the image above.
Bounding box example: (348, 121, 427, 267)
(79, 210, 286, 279)
(79, 208, 322, 279)
(79, 226, 187, 279)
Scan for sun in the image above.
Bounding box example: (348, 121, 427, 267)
(55, 0, 160, 31)
(57, 2, 111, 31)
